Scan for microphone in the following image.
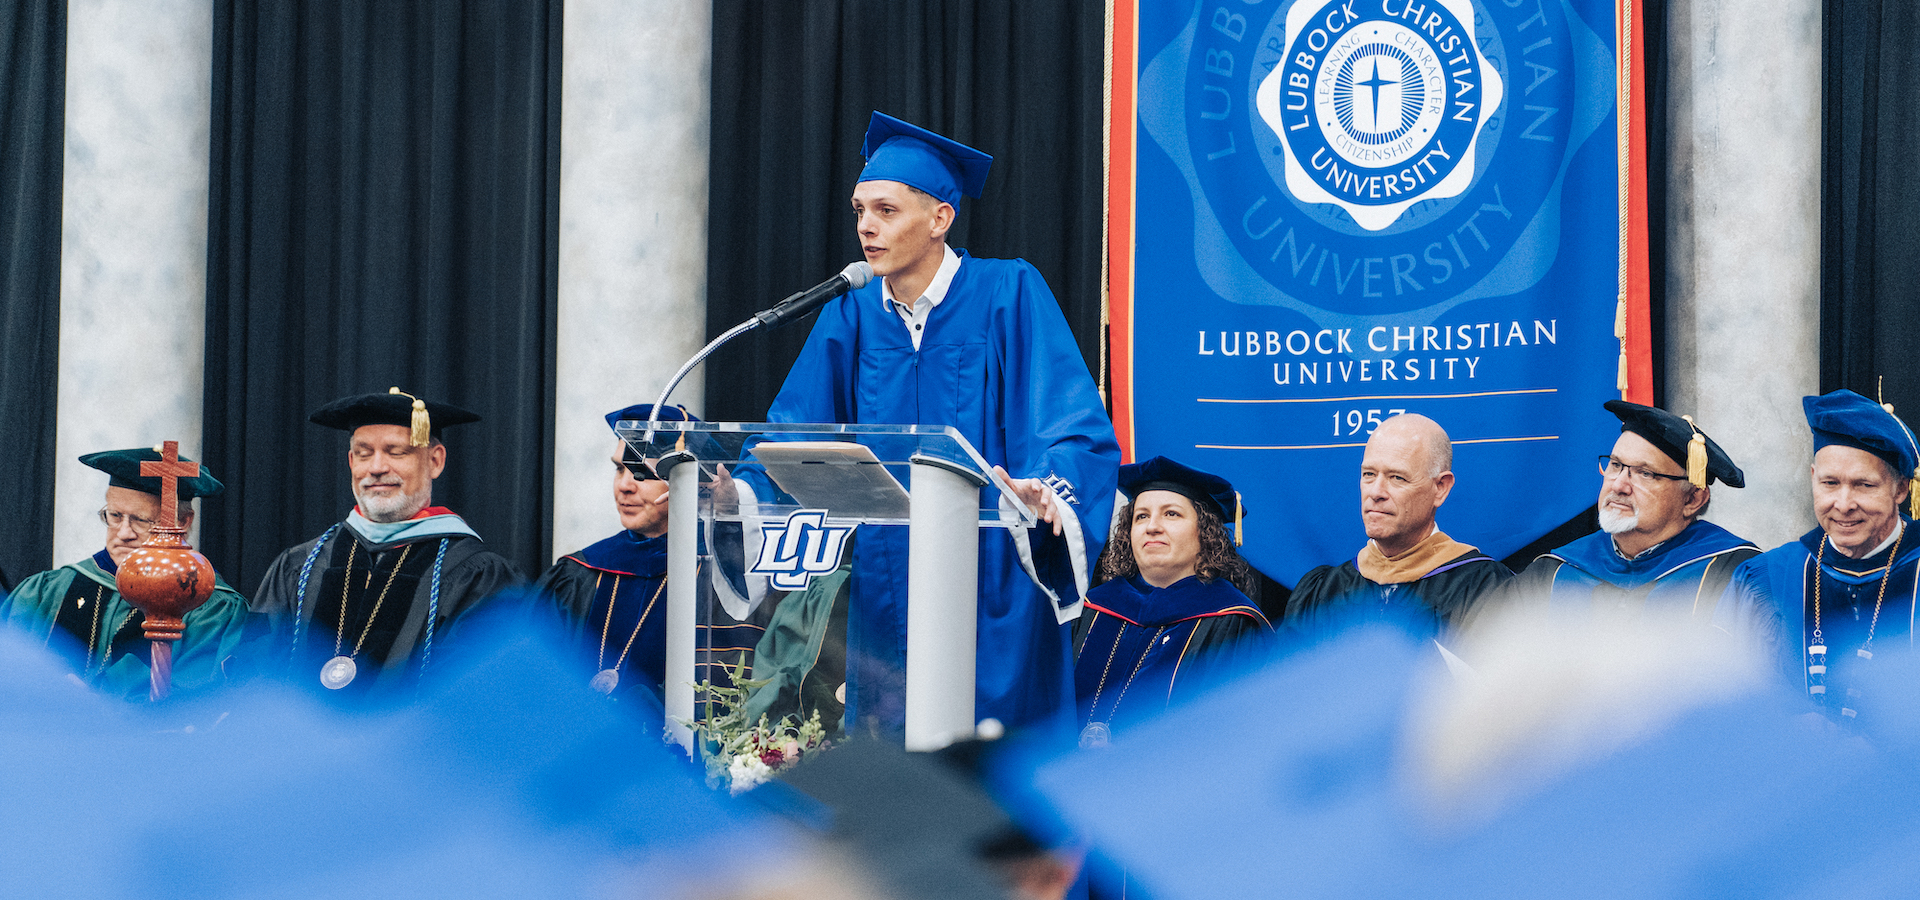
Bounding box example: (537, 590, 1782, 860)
(752, 261, 874, 329)
(641, 261, 877, 443)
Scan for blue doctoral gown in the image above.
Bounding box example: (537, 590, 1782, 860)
(536, 530, 766, 704)
(1074, 575, 1270, 734)
(1721, 520, 1920, 722)
(767, 251, 1121, 733)
(1516, 519, 1759, 619)
(536, 531, 671, 700)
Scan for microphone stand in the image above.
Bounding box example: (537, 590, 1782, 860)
(644, 262, 871, 445)
(643, 317, 761, 444)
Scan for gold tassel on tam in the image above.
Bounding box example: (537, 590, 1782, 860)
(1234, 491, 1244, 547)
(1879, 385, 1917, 517)
(1681, 414, 1708, 489)
(388, 387, 431, 447)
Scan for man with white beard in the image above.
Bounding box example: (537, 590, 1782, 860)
(251, 388, 521, 699)
(1508, 400, 1757, 618)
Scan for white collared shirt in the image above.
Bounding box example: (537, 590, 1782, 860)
(1830, 518, 1905, 560)
(882, 245, 962, 351)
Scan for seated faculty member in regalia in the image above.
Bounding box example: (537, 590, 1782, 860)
(1509, 400, 1757, 617)
(1719, 389, 1920, 725)
(250, 388, 521, 699)
(1074, 457, 1270, 746)
(535, 404, 765, 706)
(1284, 413, 1511, 636)
(0, 448, 250, 700)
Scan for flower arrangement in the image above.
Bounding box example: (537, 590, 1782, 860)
(680, 661, 832, 794)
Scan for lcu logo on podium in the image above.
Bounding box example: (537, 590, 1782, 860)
(750, 509, 855, 590)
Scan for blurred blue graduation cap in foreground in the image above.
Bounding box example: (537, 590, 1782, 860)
(0, 591, 778, 899)
(998, 625, 1920, 900)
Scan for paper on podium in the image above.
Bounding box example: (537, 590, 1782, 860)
(747, 441, 913, 518)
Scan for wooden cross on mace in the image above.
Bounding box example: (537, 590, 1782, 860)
(140, 440, 199, 531)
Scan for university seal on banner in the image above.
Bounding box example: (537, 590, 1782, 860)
(1256, 0, 1503, 231)
(1166, 0, 1594, 315)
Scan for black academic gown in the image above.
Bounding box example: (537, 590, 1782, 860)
(1287, 548, 1513, 636)
(1073, 574, 1270, 736)
(251, 510, 521, 699)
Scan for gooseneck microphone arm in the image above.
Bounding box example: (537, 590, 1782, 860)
(644, 261, 875, 443)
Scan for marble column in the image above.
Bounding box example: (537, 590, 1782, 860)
(1663, 0, 1822, 550)
(552, 0, 713, 562)
(53, 0, 214, 564)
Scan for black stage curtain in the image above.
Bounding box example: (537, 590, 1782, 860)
(704, 0, 1109, 421)
(203, 1, 561, 591)
(1821, 0, 1920, 413)
(0, 0, 65, 590)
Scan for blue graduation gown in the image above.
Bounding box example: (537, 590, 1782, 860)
(1722, 521, 1920, 721)
(1074, 575, 1270, 734)
(1518, 519, 1759, 619)
(767, 251, 1121, 732)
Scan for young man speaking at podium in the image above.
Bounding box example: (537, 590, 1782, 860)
(761, 112, 1120, 735)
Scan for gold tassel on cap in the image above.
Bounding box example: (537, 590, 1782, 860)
(1681, 414, 1708, 489)
(388, 387, 431, 447)
(1879, 384, 1918, 517)
(1234, 491, 1244, 547)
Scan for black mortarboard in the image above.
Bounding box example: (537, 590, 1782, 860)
(859, 112, 993, 205)
(309, 387, 479, 447)
(1119, 456, 1246, 545)
(1603, 399, 1744, 489)
(776, 738, 1042, 900)
(80, 447, 223, 500)
(1804, 389, 1920, 515)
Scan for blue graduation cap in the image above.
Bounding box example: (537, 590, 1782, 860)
(606, 404, 711, 474)
(858, 112, 993, 205)
(603, 404, 700, 431)
(1805, 388, 1920, 516)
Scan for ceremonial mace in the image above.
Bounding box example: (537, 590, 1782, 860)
(115, 441, 216, 701)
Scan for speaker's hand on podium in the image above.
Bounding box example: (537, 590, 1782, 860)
(994, 466, 1062, 537)
(707, 463, 741, 516)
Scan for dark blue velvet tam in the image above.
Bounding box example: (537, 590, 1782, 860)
(1805, 389, 1920, 478)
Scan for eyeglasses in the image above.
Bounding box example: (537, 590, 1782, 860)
(98, 507, 158, 535)
(620, 454, 662, 482)
(1597, 455, 1691, 487)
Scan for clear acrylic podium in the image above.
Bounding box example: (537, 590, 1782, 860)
(611, 420, 1039, 752)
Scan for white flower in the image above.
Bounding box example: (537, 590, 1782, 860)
(727, 753, 774, 795)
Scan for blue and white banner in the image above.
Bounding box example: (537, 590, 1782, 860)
(1110, 0, 1624, 584)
